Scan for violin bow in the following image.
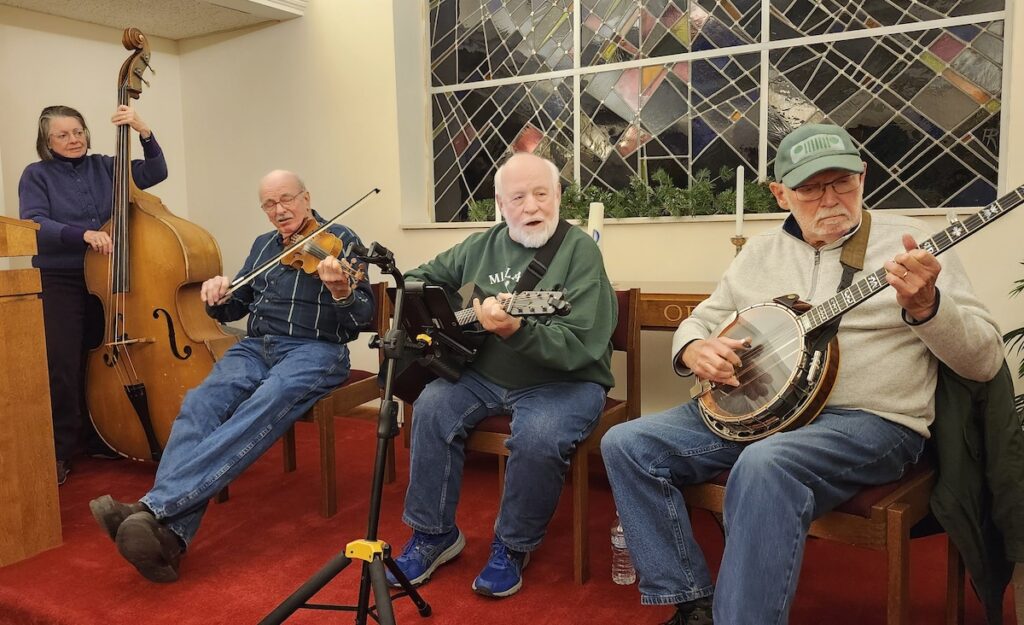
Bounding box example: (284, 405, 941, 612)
(224, 187, 380, 297)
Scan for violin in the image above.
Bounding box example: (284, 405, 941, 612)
(223, 188, 379, 299)
(282, 218, 366, 283)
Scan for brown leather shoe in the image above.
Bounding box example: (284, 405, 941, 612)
(89, 495, 147, 541)
(115, 511, 183, 583)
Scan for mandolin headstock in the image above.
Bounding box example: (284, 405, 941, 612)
(505, 291, 572, 317)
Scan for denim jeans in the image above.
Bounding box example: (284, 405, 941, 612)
(402, 369, 606, 551)
(140, 336, 350, 546)
(601, 401, 924, 625)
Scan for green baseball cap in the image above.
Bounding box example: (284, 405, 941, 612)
(774, 123, 863, 188)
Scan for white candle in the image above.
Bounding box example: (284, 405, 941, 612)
(587, 202, 605, 250)
(735, 165, 744, 236)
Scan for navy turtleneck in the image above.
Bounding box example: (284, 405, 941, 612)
(52, 151, 88, 168)
(18, 133, 168, 269)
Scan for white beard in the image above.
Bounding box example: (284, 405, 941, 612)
(508, 217, 557, 248)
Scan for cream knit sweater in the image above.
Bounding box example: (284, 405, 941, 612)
(672, 211, 1003, 437)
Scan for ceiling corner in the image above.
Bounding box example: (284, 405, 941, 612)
(204, 0, 306, 20)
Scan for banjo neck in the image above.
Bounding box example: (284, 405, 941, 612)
(801, 184, 1024, 334)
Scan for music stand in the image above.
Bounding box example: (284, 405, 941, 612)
(258, 242, 430, 625)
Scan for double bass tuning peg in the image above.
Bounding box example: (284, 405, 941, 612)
(138, 51, 156, 76)
(133, 67, 151, 87)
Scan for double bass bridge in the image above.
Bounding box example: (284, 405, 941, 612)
(101, 337, 155, 368)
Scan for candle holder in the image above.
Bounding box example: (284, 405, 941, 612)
(730, 235, 747, 256)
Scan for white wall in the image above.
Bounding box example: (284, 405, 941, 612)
(0, 6, 188, 229)
(2, 1, 1022, 407)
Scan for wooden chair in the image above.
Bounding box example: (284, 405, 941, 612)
(682, 453, 965, 625)
(279, 281, 395, 518)
(459, 288, 642, 584)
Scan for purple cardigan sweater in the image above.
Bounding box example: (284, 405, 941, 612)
(18, 135, 168, 269)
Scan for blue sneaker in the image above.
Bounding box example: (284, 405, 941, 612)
(471, 536, 530, 598)
(386, 528, 465, 587)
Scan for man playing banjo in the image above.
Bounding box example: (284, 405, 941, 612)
(601, 123, 1003, 625)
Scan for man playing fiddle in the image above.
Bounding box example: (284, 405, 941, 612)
(601, 124, 1003, 624)
(89, 169, 374, 583)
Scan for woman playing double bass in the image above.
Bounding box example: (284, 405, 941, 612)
(18, 104, 167, 485)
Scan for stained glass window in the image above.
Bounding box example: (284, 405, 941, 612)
(428, 0, 1006, 221)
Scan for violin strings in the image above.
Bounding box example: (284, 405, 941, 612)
(299, 240, 361, 279)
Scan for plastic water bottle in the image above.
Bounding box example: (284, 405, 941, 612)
(611, 514, 636, 585)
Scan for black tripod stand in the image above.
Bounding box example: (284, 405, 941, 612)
(259, 242, 430, 625)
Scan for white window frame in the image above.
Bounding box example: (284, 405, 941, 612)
(394, 0, 1015, 227)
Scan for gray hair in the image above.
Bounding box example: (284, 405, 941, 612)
(494, 152, 560, 197)
(36, 105, 91, 161)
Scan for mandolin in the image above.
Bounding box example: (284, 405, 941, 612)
(389, 286, 572, 402)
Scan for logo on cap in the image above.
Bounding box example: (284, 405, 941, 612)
(789, 134, 846, 165)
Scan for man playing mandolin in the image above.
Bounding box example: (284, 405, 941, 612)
(88, 169, 374, 582)
(387, 152, 617, 598)
(602, 124, 1003, 625)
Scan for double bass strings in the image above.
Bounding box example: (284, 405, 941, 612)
(104, 97, 141, 386)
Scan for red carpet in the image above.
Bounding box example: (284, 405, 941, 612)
(0, 414, 1015, 625)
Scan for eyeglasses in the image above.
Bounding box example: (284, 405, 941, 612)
(49, 129, 86, 143)
(260, 191, 306, 213)
(791, 173, 861, 202)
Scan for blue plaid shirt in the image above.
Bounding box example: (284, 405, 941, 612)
(207, 214, 374, 344)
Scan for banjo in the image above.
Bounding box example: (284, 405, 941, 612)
(692, 184, 1024, 442)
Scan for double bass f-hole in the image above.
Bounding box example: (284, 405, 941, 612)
(153, 308, 193, 360)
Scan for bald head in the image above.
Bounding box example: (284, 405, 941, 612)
(259, 169, 311, 238)
(259, 169, 306, 197)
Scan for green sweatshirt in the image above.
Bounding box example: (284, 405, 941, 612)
(405, 222, 616, 390)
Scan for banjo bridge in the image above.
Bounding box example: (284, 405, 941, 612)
(690, 379, 713, 400)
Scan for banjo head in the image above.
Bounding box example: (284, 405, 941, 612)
(700, 302, 805, 422)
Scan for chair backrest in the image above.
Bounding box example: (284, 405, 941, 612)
(612, 288, 641, 420)
(371, 282, 391, 334)
(371, 282, 390, 365)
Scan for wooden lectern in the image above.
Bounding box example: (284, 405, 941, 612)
(0, 215, 62, 565)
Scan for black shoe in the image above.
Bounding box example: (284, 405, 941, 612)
(663, 598, 713, 625)
(115, 511, 183, 583)
(56, 460, 70, 485)
(89, 495, 147, 541)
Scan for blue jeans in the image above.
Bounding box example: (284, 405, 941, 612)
(402, 369, 606, 551)
(601, 402, 924, 625)
(141, 336, 350, 546)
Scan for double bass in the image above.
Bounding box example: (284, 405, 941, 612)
(84, 28, 235, 462)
